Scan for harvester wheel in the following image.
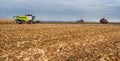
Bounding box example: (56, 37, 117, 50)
(16, 20, 19, 24)
(28, 20, 34, 24)
(16, 20, 25, 24)
(16, 20, 21, 24)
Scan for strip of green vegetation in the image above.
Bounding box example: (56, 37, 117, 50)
(39, 22, 100, 24)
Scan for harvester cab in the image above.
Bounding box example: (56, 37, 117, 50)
(14, 14, 35, 24)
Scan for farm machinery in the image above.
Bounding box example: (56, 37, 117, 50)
(99, 18, 109, 24)
(13, 14, 40, 24)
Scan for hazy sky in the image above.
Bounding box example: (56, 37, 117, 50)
(0, 0, 120, 22)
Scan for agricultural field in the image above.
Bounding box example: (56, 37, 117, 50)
(0, 24, 120, 61)
(0, 19, 14, 24)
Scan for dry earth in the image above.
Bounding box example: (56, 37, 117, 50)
(0, 24, 120, 61)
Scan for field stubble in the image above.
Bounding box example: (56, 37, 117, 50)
(0, 24, 120, 61)
(0, 19, 14, 24)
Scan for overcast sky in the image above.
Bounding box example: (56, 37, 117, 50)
(0, 0, 120, 22)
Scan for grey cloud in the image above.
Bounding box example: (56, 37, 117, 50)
(0, 0, 120, 22)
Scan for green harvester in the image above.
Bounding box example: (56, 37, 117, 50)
(14, 14, 36, 24)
